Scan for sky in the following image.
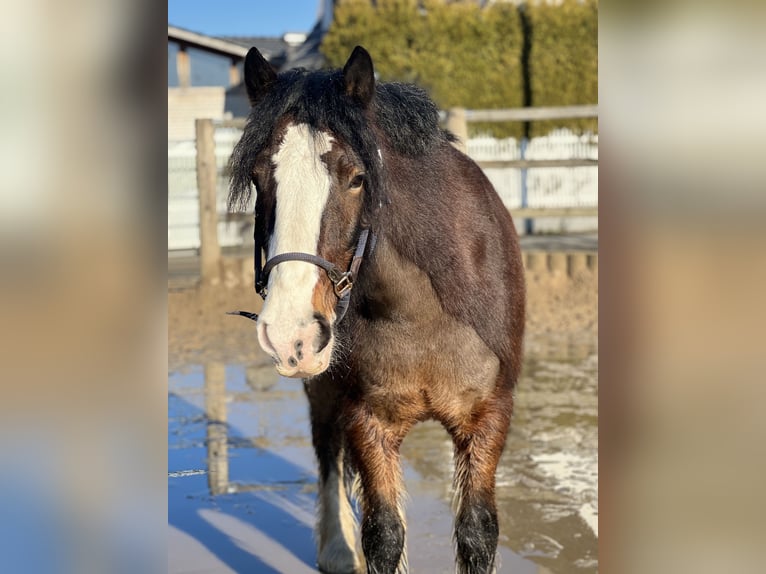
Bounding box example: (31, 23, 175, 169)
(168, 0, 322, 37)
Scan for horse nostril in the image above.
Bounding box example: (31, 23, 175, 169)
(257, 322, 279, 362)
(313, 313, 332, 353)
(288, 356, 298, 368)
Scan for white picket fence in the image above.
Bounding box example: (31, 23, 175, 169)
(469, 129, 598, 209)
(168, 128, 598, 251)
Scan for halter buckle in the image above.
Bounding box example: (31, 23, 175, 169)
(333, 273, 353, 298)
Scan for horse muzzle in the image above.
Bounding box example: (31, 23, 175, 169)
(256, 315, 333, 378)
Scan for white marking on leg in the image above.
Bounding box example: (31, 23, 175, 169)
(395, 472, 409, 574)
(317, 455, 361, 573)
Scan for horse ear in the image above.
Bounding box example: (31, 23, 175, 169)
(342, 46, 375, 106)
(244, 47, 277, 106)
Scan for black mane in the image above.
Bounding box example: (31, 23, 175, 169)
(228, 67, 447, 213)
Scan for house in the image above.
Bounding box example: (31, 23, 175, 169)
(167, 20, 320, 250)
(168, 1, 336, 141)
(168, 26, 299, 141)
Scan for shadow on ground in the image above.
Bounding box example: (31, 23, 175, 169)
(168, 336, 596, 573)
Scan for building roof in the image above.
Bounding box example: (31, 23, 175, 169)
(169, 6, 330, 73)
(281, 24, 325, 71)
(168, 25, 249, 59)
(168, 25, 298, 69)
(219, 36, 289, 62)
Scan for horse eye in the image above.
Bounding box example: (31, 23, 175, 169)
(348, 174, 365, 190)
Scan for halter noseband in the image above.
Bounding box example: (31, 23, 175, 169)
(254, 227, 374, 321)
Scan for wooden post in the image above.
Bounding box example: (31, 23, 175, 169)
(568, 252, 588, 277)
(587, 253, 599, 275)
(526, 251, 547, 272)
(177, 46, 191, 88)
(195, 119, 221, 283)
(446, 107, 468, 153)
(205, 361, 228, 495)
(229, 59, 240, 87)
(549, 252, 567, 275)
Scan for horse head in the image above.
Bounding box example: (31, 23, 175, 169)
(231, 46, 378, 378)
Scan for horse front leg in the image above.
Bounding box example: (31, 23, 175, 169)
(449, 390, 513, 574)
(346, 403, 411, 574)
(305, 379, 363, 574)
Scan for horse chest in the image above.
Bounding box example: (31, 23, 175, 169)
(350, 311, 500, 425)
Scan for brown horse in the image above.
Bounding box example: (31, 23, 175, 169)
(228, 46, 525, 574)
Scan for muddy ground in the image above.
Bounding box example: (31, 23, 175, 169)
(168, 266, 598, 573)
(168, 266, 597, 369)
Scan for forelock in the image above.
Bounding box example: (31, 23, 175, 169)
(228, 67, 447, 215)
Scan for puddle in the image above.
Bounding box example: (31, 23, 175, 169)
(168, 333, 597, 573)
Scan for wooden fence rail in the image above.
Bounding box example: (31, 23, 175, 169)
(193, 106, 598, 281)
(477, 158, 597, 169)
(219, 118, 247, 129)
(445, 105, 599, 231)
(465, 104, 598, 122)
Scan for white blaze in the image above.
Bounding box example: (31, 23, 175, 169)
(258, 123, 334, 330)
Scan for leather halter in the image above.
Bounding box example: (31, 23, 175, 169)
(228, 149, 383, 325)
(255, 227, 374, 322)
(228, 224, 375, 324)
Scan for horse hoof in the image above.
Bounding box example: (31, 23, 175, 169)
(317, 539, 362, 574)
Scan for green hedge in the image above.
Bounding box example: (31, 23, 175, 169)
(527, 0, 598, 136)
(321, 0, 597, 138)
